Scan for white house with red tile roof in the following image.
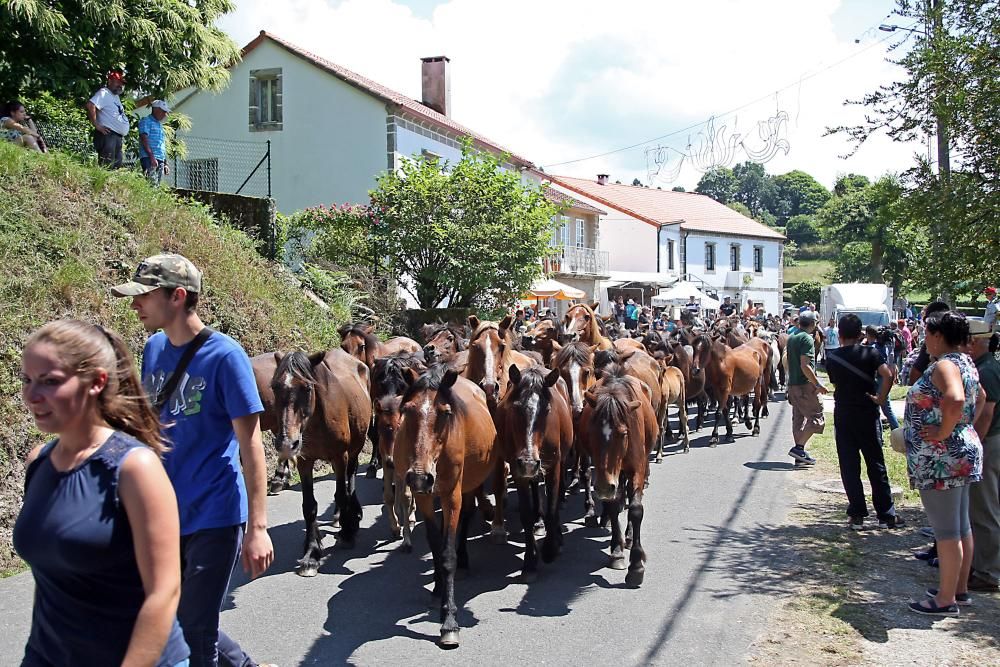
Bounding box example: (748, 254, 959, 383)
(168, 31, 533, 213)
(544, 174, 787, 314)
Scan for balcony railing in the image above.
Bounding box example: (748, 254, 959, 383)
(544, 246, 609, 277)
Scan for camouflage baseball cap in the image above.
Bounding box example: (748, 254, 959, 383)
(111, 254, 202, 297)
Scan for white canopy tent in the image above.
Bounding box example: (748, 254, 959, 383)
(651, 281, 721, 310)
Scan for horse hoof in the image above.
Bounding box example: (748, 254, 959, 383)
(519, 570, 538, 584)
(624, 537, 633, 549)
(297, 563, 319, 578)
(267, 481, 284, 496)
(625, 567, 645, 588)
(489, 529, 508, 545)
(709, 441, 718, 448)
(684, 447, 691, 454)
(724, 436, 735, 444)
(608, 556, 628, 571)
(533, 524, 546, 538)
(752, 427, 760, 436)
(439, 629, 460, 648)
(655, 456, 663, 464)
(584, 515, 599, 528)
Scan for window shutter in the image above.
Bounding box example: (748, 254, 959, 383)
(249, 74, 259, 127)
(274, 72, 283, 124)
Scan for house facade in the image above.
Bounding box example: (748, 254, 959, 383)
(537, 188, 609, 314)
(544, 174, 787, 314)
(170, 31, 533, 213)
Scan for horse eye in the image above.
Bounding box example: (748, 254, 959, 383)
(446, 335, 453, 341)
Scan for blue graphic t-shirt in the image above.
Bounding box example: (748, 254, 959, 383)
(142, 330, 263, 535)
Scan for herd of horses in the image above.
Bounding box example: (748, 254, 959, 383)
(249, 306, 801, 648)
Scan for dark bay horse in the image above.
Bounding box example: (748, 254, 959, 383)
(270, 349, 372, 576)
(495, 364, 573, 580)
(421, 323, 468, 370)
(395, 366, 498, 648)
(519, 318, 561, 367)
(553, 341, 599, 515)
(694, 334, 768, 446)
(371, 352, 424, 545)
(580, 374, 657, 586)
(560, 303, 613, 350)
(338, 323, 422, 368)
(463, 315, 535, 410)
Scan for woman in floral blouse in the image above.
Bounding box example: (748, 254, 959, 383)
(904, 311, 985, 616)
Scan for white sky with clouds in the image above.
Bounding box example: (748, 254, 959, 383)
(218, 0, 927, 191)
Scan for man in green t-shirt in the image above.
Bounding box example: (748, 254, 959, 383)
(786, 311, 828, 466)
(969, 324, 1000, 592)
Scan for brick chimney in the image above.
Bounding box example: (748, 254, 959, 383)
(421, 56, 451, 117)
(597, 174, 610, 185)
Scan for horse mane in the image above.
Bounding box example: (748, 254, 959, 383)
(372, 352, 424, 396)
(275, 350, 317, 385)
(402, 363, 466, 416)
(470, 320, 500, 342)
(592, 377, 633, 433)
(422, 323, 468, 350)
(593, 347, 619, 370)
(509, 365, 550, 397)
(339, 323, 380, 351)
(555, 341, 593, 368)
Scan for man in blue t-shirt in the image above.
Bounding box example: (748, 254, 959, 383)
(138, 100, 171, 185)
(113, 254, 274, 667)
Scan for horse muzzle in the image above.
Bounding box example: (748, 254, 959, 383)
(406, 470, 434, 495)
(276, 436, 303, 461)
(422, 345, 437, 362)
(513, 457, 542, 481)
(595, 481, 618, 502)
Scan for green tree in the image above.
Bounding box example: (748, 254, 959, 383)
(695, 166, 737, 204)
(833, 173, 870, 197)
(671, 185, 686, 192)
(832, 241, 873, 282)
(366, 144, 558, 309)
(0, 0, 240, 101)
(784, 214, 821, 246)
(771, 170, 831, 224)
(732, 161, 776, 218)
(790, 280, 822, 308)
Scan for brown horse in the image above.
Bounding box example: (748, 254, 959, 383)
(338, 323, 422, 368)
(552, 341, 599, 517)
(250, 353, 290, 495)
(421, 323, 469, 370)
(495, 364, 573, 580)
(561, 303, 613, 350)
(395, 366, 498, 648)
(463, 315, 535, 409)
(694, 334, 768, 445)
(519, 318, 561, 367)
(580, 374, 657, 586)
(270, 349, 372, 576)
(651, 358, 690, 459)
(370, 352, 424, 545)
(613, 336, 646, 355)
(594, 348, 665, 456)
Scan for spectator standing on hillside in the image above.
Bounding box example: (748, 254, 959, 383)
(14, 320, 189, 665)
(139, 100, 171, 185)
(826, 314, 903, 530)
(985, 287, 998, 328)
(905, 311, 984, 616)
(786, 311, 827, 467)
(969, 324, 1000, 592)
(86, 68, 130, 168)
(112, 254, 275, 666)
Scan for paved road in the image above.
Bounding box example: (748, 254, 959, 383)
(0, 398, 800, 666)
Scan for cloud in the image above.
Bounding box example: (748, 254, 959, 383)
(218, 0, 923, 190)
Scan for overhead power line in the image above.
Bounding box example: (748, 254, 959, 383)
(538, 20, 920, 170)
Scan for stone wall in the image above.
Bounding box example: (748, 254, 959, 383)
(174, 189, 277, 259)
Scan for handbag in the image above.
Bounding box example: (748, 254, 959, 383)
(890, 426, 906, 454)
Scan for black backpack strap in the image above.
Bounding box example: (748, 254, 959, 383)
(154, 327, 214, 411)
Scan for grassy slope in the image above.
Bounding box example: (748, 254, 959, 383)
(0, 143, 346, 575)
(783, 259, 833, 286)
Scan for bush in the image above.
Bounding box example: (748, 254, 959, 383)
(790, 280, 823, 307)
(20, 92, 93, 157)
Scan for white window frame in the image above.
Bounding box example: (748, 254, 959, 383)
(575, 218, 585, 249)
(249, 68, 283, 131)
(667, 239, 675, 271)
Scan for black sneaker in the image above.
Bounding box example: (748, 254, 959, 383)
(926, 588, 972, 606)
(878, 516, 906, 529)
(909, 600, 959, 616)
(788, 447, 816, 464)
(794, 459, 816, 468)
(848, 517, 865, 531)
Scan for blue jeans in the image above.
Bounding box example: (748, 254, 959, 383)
(178, 525, 256, 667)
(875, 377, 900, 430)
(140, 156, 166, 185)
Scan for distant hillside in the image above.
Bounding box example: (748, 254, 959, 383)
(0, 143, 345, 574)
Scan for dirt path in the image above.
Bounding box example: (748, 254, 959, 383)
(748, 439, 1000, 665)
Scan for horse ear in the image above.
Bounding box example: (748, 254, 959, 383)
(508, 364, 521, 385)
(467, 315, 481, 331)
(584, 390, 597, 407)
(421, 323, 435, 340)
(545, 368, 560, 387)
(551, 340, 563, 352)
(405, 366, 422, 386)
(663, 353, 674, 365)
(338, 323, 353, 340)
(589, 344, 600, 354)
(273, 351, 284, 364)
(498, 315, 513, 332)
(590, 300, 600, 311)
(627, 399, 642, 410)
(308, 351, 326, 368)
(361, 323, 374, 334)
(441, 369, 459, 389)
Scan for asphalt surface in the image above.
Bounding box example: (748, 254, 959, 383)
(0, 396, 800, 666)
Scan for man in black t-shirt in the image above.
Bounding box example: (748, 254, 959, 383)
(719, 296, 737, 317)
(826, 313, 903, 530)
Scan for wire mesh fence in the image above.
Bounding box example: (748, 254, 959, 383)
(171, 135, 271, 198)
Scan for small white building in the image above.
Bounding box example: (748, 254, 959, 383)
(544, 174, 787, 314)
(169, 31, 533, 213)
